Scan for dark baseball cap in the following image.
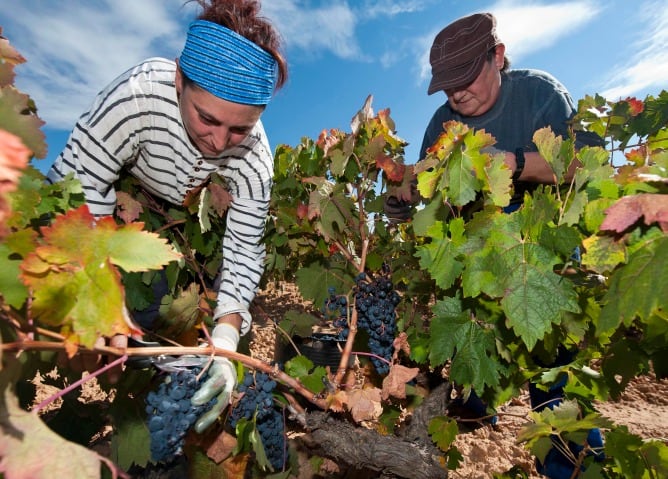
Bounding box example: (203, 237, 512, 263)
(427, 12, 502, 94)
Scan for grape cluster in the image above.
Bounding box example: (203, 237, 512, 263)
(354, 267, 401, 375)
(324, 286, 350, 341)
(229, 371, 285, 471)
(145, 367, 216, 463)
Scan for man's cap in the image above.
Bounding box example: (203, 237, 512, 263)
(427, 12, 501, 94)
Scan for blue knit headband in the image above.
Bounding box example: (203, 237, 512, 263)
(179, 20, 277, 105)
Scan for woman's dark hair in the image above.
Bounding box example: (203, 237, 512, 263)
(188, 0, 288, 91)
(486, 46, 510, 72)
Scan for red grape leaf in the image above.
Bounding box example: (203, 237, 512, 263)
(115, 190, 143, 223)
(376, 152, 406, 183)
(0, 129, 30, 194)
(624, 97, 644, 116)
(600, 194, 668, 233)
(207, 182, 233, 217)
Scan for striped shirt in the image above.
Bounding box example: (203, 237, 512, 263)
(47, 58, 273, 335)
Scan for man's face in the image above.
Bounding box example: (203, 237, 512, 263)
(444, 45, 505, 117)
(175, 65, 264, 157)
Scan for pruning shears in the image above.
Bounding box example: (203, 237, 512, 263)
(126, 337, 206, 372)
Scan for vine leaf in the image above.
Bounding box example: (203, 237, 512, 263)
(428, 301, 499, 391)
(0, 243, 26, 308)
(295, 261, 350, 307)
(599, 236, 668, 333)
(115, 191, 143, 223)
(381, 364, 419, 400)
(582, 235, 626, 274)
(600, 194, 668, 233)
(346, 386, 383, 423)
(19, 205, 181, 349)
(464, 213, 579, 350)
(416, 218, 465, 290)
(0, 87, 47, 159)
(0, 378, 102, 478)
(428, 416, 458, 452)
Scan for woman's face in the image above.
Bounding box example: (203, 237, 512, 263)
(445, 44, 505, 117)
(175, 66, 264, 157)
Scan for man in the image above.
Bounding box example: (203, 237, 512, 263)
(385, 12, 602, 219)
(385, 12, 604, 478)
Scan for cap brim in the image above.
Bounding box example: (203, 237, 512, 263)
(427, 55, 485, 95)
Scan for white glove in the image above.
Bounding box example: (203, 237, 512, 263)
(191, 323, 239, 433)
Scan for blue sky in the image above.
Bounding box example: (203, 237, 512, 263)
(1, 0, 667, 174)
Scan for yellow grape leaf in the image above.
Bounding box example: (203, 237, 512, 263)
(327, 390, 348, 413)
(19, 205, 181, 348)
(0, 380, 102, 478)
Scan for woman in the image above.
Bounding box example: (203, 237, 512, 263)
(47, 0, 288, 432)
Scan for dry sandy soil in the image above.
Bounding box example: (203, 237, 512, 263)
(249, 282, 668, 479)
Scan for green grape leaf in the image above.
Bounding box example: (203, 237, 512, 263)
(416, 218, 465, 290)
(428, 416, 458, 452)
(285, 355, 314, 378)
(157, 282, 202, 337)
(464, 212, 580, 350)
(249, 424, 272, 471)
(428, 300, 499, 390)
(0, 243, 28, 308)
(0, 377, 102, 478)
(561, 190, 588, 226)
(295, 261, 350, 306)
(599, 235, 668, 333)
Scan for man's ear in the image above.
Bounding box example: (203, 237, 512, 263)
(494, 44, 506, 68)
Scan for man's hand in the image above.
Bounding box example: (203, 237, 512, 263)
(384, 196, 413, 222)
(384, 175, 419, 223)
(191, 323, 239, 433)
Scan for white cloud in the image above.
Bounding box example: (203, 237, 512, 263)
(599, 2, 668, 99)
(493, 1, 600, 61)
(262, 1, 363, 60)
(360, 0, 431, 18)
(3, 0, 186, 128)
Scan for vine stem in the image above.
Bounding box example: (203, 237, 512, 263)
(31, 353, 128, 415)
(3, 341, 328, 411)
